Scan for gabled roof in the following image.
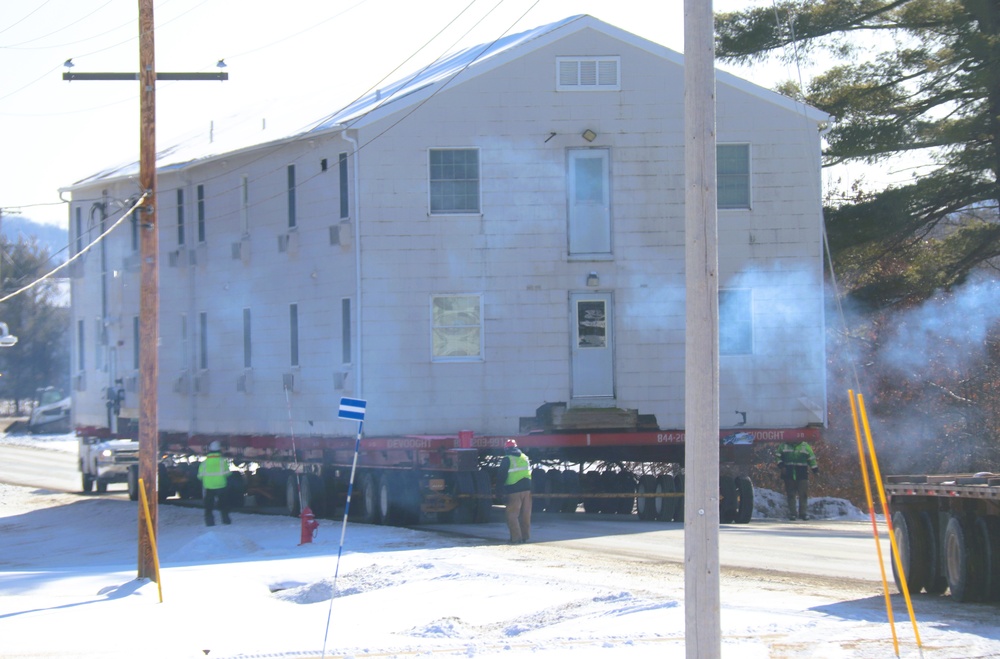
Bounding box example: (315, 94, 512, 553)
(65, 14, 828, 190)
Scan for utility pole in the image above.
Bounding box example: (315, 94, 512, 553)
(683, 1, 721, 658)
(63, 0, 227, 581)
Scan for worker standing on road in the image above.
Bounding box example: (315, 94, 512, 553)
(498, 439, 532, 543)
(776, 440, 819, 520)
(198, 440, 232, 527)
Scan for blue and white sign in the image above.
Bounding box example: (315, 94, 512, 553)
(338, 397, 367, 421)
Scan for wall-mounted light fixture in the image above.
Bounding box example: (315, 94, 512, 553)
(582, 129, 597, 142)
(586, 272, 599, 287)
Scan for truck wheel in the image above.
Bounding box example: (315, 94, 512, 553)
(286, 473, 301, 517)
(473, 469, 493, 523)
(719, 477, 738, 523)
(81, 472, 94, 494)
(918, 511, 947, 594)
(734, 475, 754, 524)
(599, 471, 620, 514)
(544, 469, 564, 515)
(532, 468, 549, 512)
(581, 472, 601, 514)
(616, 471, 636, 514)
(450, 472, 476, 524)
(636, 475, 657, 521)
(654, 474, 677, 522)
(976, 515, 1000, 602)
(95, 479, 108, 494)
(891, 510, 929, 594)
(398, 471, 422, 525)
(127, 465, 139, 501)
(945, 515, 987, 602)
(356, 472, 381, 524)
(378, 472, 400, 525)
(672, 474, 685, 522)
(560, 470, 581, 513)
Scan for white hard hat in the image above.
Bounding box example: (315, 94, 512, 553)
(208, 440, 221, 452)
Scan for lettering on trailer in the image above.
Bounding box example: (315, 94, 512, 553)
(338, 397, 367, 421)
(386, 438, 434, 449)
(657, 432, 684, 444)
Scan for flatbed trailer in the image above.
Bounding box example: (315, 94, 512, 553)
(80, 425, 821, 527)
(885, 473, 1000, 602)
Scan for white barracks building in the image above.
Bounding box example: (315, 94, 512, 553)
(64, 15, 830, 440)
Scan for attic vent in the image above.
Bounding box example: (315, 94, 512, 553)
(556, 57, 620, 91)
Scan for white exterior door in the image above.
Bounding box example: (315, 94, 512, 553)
(571, 292, 614, 399)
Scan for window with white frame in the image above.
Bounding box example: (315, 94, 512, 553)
(431, 294, 483, 360)
(429, 148, 480, 214)
(557, 57, 620, 91)
(717, 143, 751, 210)
(196, 184, 206, 243)
(719, 288, 753, 355)
(568, 148, 611, 255)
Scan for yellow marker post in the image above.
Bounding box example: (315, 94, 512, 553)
(137, 477, 163, 603)
(857, 393, 921, 649)
(849, 390, 899, 655)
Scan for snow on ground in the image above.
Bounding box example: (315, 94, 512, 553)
(2, 434, 1000, 658)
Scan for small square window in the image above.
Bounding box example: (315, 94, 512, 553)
(431, 294, 483, 360)
(429, 149, 480, 214)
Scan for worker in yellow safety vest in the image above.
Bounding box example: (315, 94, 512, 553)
(497, 439, 532, 543)
(197, 440, 232, 526)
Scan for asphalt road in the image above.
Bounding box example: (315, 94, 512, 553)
(0, 441, 893, 585)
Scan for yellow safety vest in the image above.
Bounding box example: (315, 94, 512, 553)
(198, 452, 230, 490)
(504, 452, 531, 486)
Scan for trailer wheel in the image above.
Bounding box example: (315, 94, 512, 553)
(945, 515, 987, 602)
(560, 470, 581, 513)
(636, 475, 657, 521)
(354, 472, 381, 524)
(976, 515, 1000, 602)
(673, 474, 685, 522)
(378, 472, 403, 526)
(532, 468, 550, 512)
(286, 473, 301, 517)
(918, 511, 947, 594)
(450, 472, 476, 524)
(544, 469, 564, 515)
(581, 472, 602, 514)
(719, 477, 738, 523)
(616, 471, 636, 515)
(891, 510, 929, 594)
(473, 469, 493, 523)
(653, 474, 677, 522)
(734, 475, 754, 524)
(127, 465, 139, 501)
(302, 473, 325, 517)
(81, 472, 94, 494)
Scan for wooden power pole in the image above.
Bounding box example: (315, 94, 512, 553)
(683, 1, 721, 657)
(64, 0, 226, 581)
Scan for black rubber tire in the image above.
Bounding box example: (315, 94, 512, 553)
(356, 472, 381, 524)
(616, 471, 636, 514)
(81, 471, 94, 494)
(378, 471, 401, 526)
(920, 511, 948, 594)
(560, 470, 581, 513)
(581, 472, 602, 514)
(450, 472, 476, 524)
(473, 469, 493, 523)
(95, 478, 108, 494)
(303, 473, 325, 517)
(286, 473, 301, 517)
(544, 469, 564, 515)
(532, 468, 549, 512)
(226, 472, 246, 510)
(599, 471, 619, 514)
(636, 475, 657, 521)
(945, 515, 987, 602)
(673, 474, 685, 522)
(127, 465, 139, 501)
(654, 474, 677, 522)
(891, 510, 929, 594)
(719, 477, 738, 524)
(976, 515, 1000, 602)
(157, 463, 172, 502)
(734, 475, 754, 524)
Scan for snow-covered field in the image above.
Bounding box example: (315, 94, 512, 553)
(2, 433, 999, 658)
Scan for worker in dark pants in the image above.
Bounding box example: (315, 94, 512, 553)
(776, 440, 818, 520)
(497, 439, 532, 543)
(198, 440, 232, 526)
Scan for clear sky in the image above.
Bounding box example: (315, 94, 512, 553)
(1, 0, 804, 229)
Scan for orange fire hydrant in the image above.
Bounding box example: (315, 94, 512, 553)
(299, 506, 319, 545)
